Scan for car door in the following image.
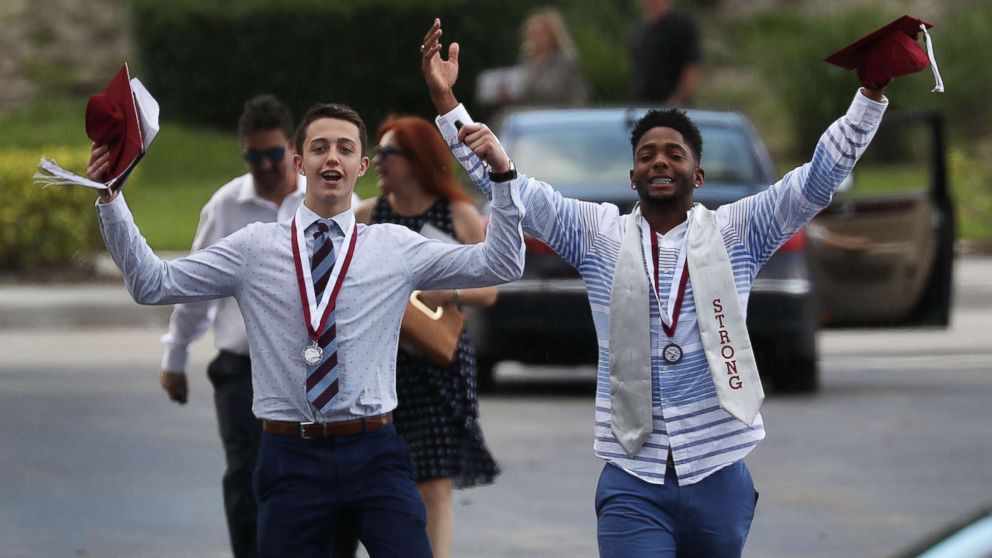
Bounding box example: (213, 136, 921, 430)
(808, 110, 954, 327)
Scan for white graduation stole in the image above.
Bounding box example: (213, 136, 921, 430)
(685, 205, 764, 426)
(609, 204, 763, 457)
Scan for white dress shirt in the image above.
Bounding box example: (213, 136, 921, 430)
(160, 173, 306, 373)
(98, 183, 525, 423)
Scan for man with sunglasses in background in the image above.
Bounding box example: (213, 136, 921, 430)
(158, 94, 352, 558)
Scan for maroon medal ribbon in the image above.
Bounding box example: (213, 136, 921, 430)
(650, 227, 690, 341)
(292, 217, 358, 341)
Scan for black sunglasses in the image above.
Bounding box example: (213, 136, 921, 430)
(242, 147, 286, 166)
(375, 145, 411, 159)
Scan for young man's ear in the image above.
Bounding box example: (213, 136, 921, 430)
(358, 156, 370, 177)
(294, 153, 305, 176)
(693, 166, 705, 189)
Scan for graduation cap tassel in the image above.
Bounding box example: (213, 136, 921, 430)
(920, 23, 944, 93)
(32, 156, 107, 189)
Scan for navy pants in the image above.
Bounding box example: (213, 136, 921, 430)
(253, 424, 432, 558)
(596, 461, 757, 557)
(207, 351, 261, 558)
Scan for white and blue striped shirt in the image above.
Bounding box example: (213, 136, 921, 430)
(438, 90, 886, 485)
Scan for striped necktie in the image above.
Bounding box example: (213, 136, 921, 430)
(306, 220, 340, 413)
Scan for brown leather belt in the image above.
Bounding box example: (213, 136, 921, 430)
(262, 412, 393, 439)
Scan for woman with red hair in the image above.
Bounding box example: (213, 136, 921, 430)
(355, 115, 500, 558)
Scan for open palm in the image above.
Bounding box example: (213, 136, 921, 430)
(421, 18, 460, 97)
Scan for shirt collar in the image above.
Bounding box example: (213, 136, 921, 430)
(237, 173, 308, 206)
(295, 200, 355, 237)
(637, 211, 688, 244)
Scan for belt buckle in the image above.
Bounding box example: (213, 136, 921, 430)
(299, 421, 319, 439)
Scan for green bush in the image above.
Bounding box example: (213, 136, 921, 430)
(128, 0, 639, 131)
(131, 0, 543, 130)
(0, 148, 104, 273)
(950, 141, 992, 246)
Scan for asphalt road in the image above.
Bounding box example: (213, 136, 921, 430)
(1, 258, 990, 557)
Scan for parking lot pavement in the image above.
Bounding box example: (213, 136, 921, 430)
(1, 256, 990, 557)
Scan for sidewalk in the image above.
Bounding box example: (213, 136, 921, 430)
(0, 253, 184, 329)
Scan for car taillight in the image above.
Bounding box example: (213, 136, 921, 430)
(525, 234, 555, 255)
(777, 228, 807, 253)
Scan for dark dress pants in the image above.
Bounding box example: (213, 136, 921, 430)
(207, 351, 261, 558)
(253, 425, 432, 558)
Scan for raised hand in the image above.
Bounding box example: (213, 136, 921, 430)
(87, 142, 110, 182)
(421, 18, 460, 113)
(862, 79, 889, 102)
(87, 142, 117, 202)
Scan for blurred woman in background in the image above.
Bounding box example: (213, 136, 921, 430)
(355, 116, 500, 558)
(518, 6, 589, 106)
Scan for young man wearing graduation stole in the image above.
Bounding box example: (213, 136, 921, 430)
(422, 13, 941, 557)
(87, 100, 526, 556)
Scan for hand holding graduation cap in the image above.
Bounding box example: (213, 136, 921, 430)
(826, 14, 944, 98)
(33, 63, 159, 197)
(87, 143, 117, 202)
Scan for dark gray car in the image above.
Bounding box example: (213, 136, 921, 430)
(465, 106, 954, 393)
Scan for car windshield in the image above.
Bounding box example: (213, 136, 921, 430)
(505, 115, 762, 188)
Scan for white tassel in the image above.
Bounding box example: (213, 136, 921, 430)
(32, 157, 106, 189)
(920, 23, 944, 93)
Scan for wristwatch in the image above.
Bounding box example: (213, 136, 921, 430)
(488, 160, 517, 183)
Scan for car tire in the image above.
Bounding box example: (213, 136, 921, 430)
(771, 353, 818, 394)
(476, 358, 497, 393)
(755, 337, 819, 394)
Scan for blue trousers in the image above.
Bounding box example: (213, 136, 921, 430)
(596, 461, 757, 558)
(253, 424, 432, 558)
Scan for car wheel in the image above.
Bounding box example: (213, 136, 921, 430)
(476, 358, 496, 393)
(770, 353, 818, 394)
(755, 337, 819, 394)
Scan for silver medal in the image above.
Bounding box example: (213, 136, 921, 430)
(662, 343, 683, 364)
(302, 341, 323, 366)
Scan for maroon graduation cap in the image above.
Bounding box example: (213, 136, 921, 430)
(85, 63, 145, 184)
(34, 62, 158, 191)
(825, 15, 944, 92)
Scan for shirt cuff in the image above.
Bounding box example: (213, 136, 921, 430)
(161, 342, 190, 373)
(435, 104, 474, 141)
(849, 89, 888, 130)
(95, 192, 132, 226)
(490, 174, 525, 214)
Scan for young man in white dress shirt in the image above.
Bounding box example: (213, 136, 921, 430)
(87, 101, 526, 557)
(420, 18, 888, 557)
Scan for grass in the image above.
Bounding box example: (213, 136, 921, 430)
(0, 96, 382, 250)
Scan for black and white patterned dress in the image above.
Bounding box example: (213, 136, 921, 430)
(371, 195, 500, 488)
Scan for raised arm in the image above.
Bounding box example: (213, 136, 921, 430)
(404, 169, 525, 291)
(90, 144, 245, 307)
(719, 86, 888, 267)
(421, 18, 619, 270)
